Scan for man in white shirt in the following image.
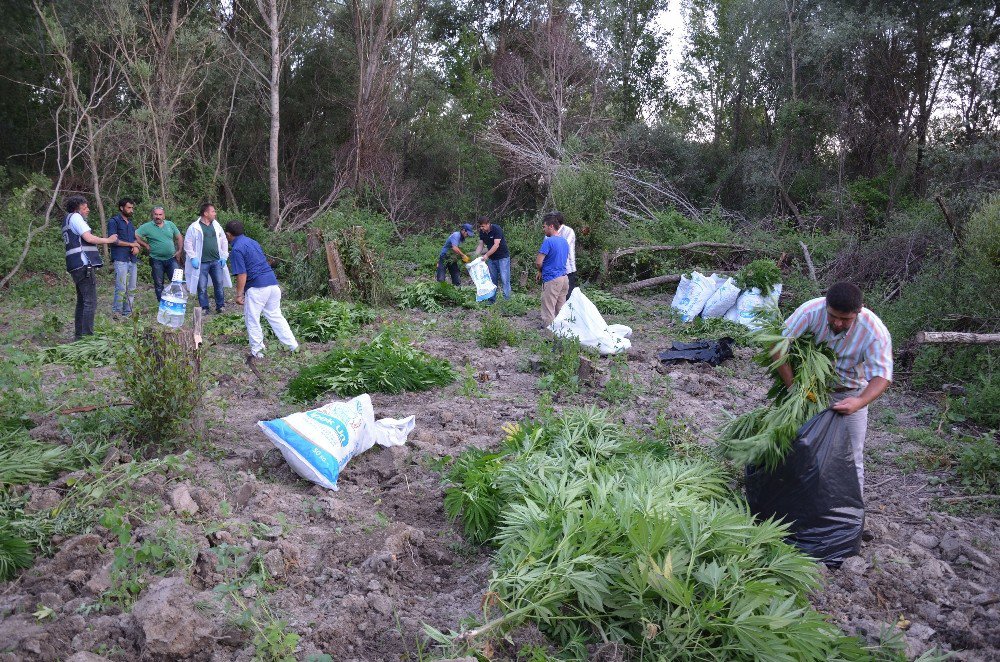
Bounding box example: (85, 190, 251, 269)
(62, 195, 118, 340)
(550, 211, 578, 293)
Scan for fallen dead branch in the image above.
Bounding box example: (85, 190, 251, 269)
(914, 332, 1000, 344)
(799, 241, 818, 283)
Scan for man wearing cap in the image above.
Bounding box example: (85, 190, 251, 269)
(436, 223, 474, 286)
(224, 220, 298, 362)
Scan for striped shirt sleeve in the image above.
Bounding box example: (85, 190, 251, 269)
(782, 298, 823, 339)
(862, 318, 894, 382)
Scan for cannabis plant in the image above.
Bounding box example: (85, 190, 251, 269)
(718, 327, 837, 469)
(439, 408, 868, 661)
(287, 331, 455, 402)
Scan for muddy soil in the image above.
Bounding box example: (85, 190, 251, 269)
(0, 291, 997, 661)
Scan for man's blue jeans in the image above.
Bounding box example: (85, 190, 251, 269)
(112, 260, 137, 315)
(198, 261, 226, 311)
(150, 257, 179, 302)
(487, 257, 511, 301)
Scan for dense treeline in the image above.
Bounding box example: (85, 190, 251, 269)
(1, 0, 998, 341)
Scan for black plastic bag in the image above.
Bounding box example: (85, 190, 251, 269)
(745, 409, 864, 567)
(656, 337, 734, 367)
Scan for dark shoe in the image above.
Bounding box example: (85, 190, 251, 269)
(202, 307, 210, 314)
(861, 529, 874, 542)
(217, 306, 225, 314)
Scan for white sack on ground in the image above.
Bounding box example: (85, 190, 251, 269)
(550, 288, 632, 355)
(670, 271, 719, 321)
(724, 284, 783, 329)
(466, 258, 497, 302)
(258, 394, 415, 491)
(701, 276, 741, 318)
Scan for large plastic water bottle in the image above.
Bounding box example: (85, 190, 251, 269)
(157, 268, 187, 328)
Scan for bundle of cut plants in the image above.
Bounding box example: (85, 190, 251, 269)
(436, 409, 875, 660)
(287, 330, 455, 402)
(718, 323, 837, 470)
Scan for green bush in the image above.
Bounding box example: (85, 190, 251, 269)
(550, 163, 614, 241)
(584, 288, 635, 316)
(735, 259, 782, 293)
(287, 331, 455, 402)
(956, 434, 1000, 494)
(117, 328, 202, 447)
(477, 313, 519, 348)
(965, 193, 1000, 278)
(440, 409, 870, 660)
(398, 280, 473, 312)
(957, 374, 1000, 429)
(911, 346, 994, 391)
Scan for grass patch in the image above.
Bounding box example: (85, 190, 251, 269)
(584, 288, 635, 316)
(287, 331, 455, 402)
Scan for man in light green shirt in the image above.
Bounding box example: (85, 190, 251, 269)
(136, 206, 183, 302)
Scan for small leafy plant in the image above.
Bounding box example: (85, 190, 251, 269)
(398, 280, 473, 312)
(477, 314, 519, 348)
(585, 288, 635, 316)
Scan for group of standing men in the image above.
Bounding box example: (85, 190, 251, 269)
(436, 212, 577, 326)
(61, 195, 298, 360)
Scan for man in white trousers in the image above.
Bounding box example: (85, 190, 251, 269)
(224, 221, 298, 364)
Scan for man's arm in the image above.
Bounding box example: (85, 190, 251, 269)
(135, 232, 151, 251)
(484, 238, 501, 259)
(173, 231, 184, 261)
(234, 273, 248, 305)
(474, 240, 484, 256)
(535, 251, 545, 282)
(81, 231, 118, 245)
(831, 376, 889, 415)
(450, 244, 468, 260)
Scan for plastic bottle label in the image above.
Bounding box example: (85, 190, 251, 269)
(159, 299, 186, 315)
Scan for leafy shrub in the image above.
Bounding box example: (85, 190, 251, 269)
(536, 336, 586, 395)
(0, 428, 107, 486)
(117, 329, 202, 447)
(735, 258, 782, 292)
(956, 374, 1000, 429)
(964, 193, 1000, 278)
(477, 314, 519, 348)
(550, 163, 614, 242)
(0, 526, 33, 580)
(956, 434, 1000, 494)
(439, 409, 867, 660)
(39, 323, 133, 368)
(287, 332, 455, 402)
(911, 346, 994, 391)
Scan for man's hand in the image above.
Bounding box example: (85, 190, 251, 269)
(106, 234, 118, 244)
(218, 258, 226, 268)
(191, 257, 200, 269)
(131, 246, 140, 256)
(235, 292, 245, 306)
(535, 270, 541, 283)
(461, 255, 470, 263)
(831, 396, 864, 416)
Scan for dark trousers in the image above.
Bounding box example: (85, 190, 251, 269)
(567, 271, 578, 294)
(151, 257, 179, 301)
(71, 267, 97, 340)
(436, 257, 461, 286)
(198, 261, 226, 311)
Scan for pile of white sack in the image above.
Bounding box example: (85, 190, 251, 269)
(670, 271, 781, 330)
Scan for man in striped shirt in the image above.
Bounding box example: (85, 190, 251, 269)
(777, 282, 893, 495)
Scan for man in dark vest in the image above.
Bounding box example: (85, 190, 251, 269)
(62, 195, 118, 340)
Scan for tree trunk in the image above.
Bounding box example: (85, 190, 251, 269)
(267, 0, 281, 229)
(914, 332, 1000, 345)
(84, 114, 108, 260)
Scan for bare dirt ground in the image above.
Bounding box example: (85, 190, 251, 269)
(0, 286, 997, 661)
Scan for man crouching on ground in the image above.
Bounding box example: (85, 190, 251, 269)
(224, 221, 298, 364)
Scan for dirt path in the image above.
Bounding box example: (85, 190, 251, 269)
(0, 292, 997, 661)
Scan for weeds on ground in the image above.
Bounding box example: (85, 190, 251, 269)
(117, 328, 202, 447)
(205, 298, 374, 344)
(437, 408, 873, 660)
(477, 314, 520, 348)
(0, 427, 108, 486)
(735, 258, 781, 292)
(38, 322, 136, 368)
(459, 363, 485, 398)
(287, 331, 455, 402)
(956, 433, 1000, 494)
(601, 355, 634, 403)
(492, 293, 537, 317)
(99, 511, 199, 609)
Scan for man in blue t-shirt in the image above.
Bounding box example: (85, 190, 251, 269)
(108, 197, 142, 317)
(224, 221, 298, 361)
(436, 223, 474, 286)
(475, 215, 511, 302)
(536, 213, 570, 327)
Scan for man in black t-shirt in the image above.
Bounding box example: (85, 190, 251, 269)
(474, 215, 511, 302)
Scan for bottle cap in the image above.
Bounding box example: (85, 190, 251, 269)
(172, 268, 185, 282)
